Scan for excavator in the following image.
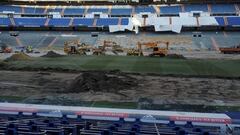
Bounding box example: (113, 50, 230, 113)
(127, 41, 169, 57)
(64, 40, 92, 55)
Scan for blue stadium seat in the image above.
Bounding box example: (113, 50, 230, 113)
(121, 18, 129, 25)
(48, 18, 71, 27)
(35, 7, 45, 14)
(0, 5, 21, 13)
(184, 4, 208, 12)
(24, 7, 36, 14)
(160, 5, 181, 14)
(135, 6, 155, 13)
(211, 4, 236, 14)
(64, 8, 85, 15)
(14, 18, 47, 26)
(0, 18, 11, 26)
(96, 18, 119, 26)
(111, 8, 132, 16)
(227, 17, 240, 26)
(88, 8, 108, 13)
(73, 18, 94, 26)
(215, 17, 225, 26)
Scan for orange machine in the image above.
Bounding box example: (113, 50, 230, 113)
(0, 45, 12, 53)
(137, 41, 169, 57)
(219, 45, 240, 54)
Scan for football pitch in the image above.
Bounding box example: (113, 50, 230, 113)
(2, 55, 240, 78)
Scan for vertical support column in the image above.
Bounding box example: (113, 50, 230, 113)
(223, 16, 228, 26)
(45, 18, 50, 27)
(118, 17, 122, 25)
(207, 4, 212, 14)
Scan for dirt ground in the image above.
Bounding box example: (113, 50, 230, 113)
(0, 70, 240, 107)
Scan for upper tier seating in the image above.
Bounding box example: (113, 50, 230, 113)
(47, 8, 63, 13)
(20, 7, 45, 14)
(87, 8, 108, 13)
(0, 5, 21, 13)
(135, 6, 155, 13)
(227, 17, 240, 26)
(215, 17, 225, 26)
(48, 18, 71, 27)
(211, 4, 236, 14)
(14, 18, 46, 26)
(121, 18, 129, 25)
(184, 4, 208, 12)
(72, 18, 94, 26)
(96, 18, 119, 26)
(64, 8, 85, 15)
(0, 18, 11, 26)
(111, 8, 132, 16)
(160, 5, 182, 14)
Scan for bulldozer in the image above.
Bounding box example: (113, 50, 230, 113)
(64, 40, 92, 55)
(0, 45, 12, 53)
(127, 41, 169, 57)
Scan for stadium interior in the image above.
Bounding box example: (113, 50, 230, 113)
(0, 0, 240, 135)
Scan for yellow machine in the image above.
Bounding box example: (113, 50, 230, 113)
(93, 40, 123, 55)
(127, 41, 169, 57)
(64, 40, 92, 55)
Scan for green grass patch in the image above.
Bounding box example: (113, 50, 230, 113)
(2, 55, 240, 77)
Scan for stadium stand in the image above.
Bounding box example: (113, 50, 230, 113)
(159, 5, 182, 14)
(0, 5, 21, 13)
(135, 6, 155, 13)
(0, 103, 239, 135)
(215, 17, 225, 26)
(14, 18, 46, 26)
(87, 7, 109, 13)
(184, 4, 208, 12)
(211, 4, 236, 14)
(121, 18, 129, 25)
(96, 18, 119, 26)
(227, 17, 240, 26)
(64, 7, 85, 15)
(48, 18, 71, 27)
(0, 18, 12, 26)
(111, 8, 132, 16)
(72, 18, 94, 26)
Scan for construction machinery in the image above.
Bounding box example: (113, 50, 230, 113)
(0, 45, 12, 53)
(64, 40, 92, 55)
(127, 41, 169, 57)
(93, 40, 124, 55)
(219, 45, 240, 54)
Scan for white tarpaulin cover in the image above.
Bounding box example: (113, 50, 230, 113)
(199, 17, 219, 26)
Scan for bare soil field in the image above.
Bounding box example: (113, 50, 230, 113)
(0, 70, 240, 108)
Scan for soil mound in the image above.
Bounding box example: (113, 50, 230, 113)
(5, 53, 30, 61)
(41, 51, 63, 58)
(67, 71, 138, 93)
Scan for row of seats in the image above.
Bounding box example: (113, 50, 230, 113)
(215, 17, 240, 26)
(0, 4, 238, 15)
(0, 18, 129, 27)
(1, 17, 240, 27)
(0, 112, 221, 135)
